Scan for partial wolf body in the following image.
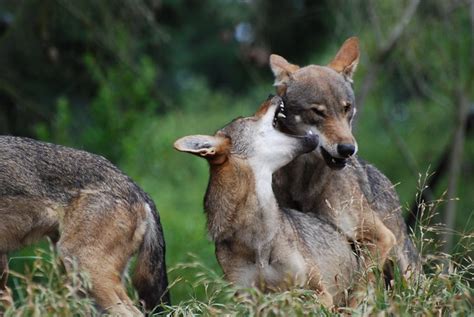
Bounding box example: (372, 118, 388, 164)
(174, 96, 359, 307)
(0, 136, 169, 316)
(270, 37, 419, 281)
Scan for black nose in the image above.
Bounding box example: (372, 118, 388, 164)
(337, 144, 356, 158)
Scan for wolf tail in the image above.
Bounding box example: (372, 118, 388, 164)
(133, 198, 170, 312)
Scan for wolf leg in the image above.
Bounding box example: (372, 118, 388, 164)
(307, 267, 333, 308)
(216, 245, 259, 288)
(58, 197, 146, 316)
(357, 212, 397, 278)
(347, 213, 396, 307)
(58, 242, 143, 317)
(84, 268, 142, 317)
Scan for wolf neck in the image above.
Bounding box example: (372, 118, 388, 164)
(205, 159, 280, 245)
(312, 152, 337, 180)
(275, 151, 346, 213)
(250, 164, 279, 214)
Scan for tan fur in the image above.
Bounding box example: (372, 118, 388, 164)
(321, 117, 355, 145)
(58, 197, 147, 316)
(328, 37, 360, 79)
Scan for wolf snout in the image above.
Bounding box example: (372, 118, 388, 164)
(337, 143, 356, 158)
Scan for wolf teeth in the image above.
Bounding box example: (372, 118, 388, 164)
(277, 113, 286, 119)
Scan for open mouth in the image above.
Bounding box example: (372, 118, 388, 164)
(320, 146, 347, 169)
(273, 98, 286, 126)
(272, 99, 343, 167)
(272, 98, 345, 168)
(272, 99, 293, 134)
(272, 98, 318, 151)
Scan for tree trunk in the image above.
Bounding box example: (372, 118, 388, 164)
(442, 91, 470, 253)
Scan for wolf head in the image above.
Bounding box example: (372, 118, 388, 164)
(270, 37, 360, 170)
(174, 96, 318, 174)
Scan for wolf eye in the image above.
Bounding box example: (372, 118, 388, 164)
(312, 108, 325, 117)
(343, 102, 352, 114)
(310, 105, 326, 118)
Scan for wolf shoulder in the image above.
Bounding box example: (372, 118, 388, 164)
(352, 157, 401, 213)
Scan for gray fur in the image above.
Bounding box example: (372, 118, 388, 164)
(270, 51, 420, 275)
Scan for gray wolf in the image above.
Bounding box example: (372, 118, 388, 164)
(0, 136, 169, 316)
(270, 37, 419, 285)
(174, 96, 359, 307)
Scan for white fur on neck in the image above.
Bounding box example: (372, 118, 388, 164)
(253, 167, 278, 211)
(248, 161, 280, 267)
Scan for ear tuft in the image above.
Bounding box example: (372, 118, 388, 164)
(269, 54, 300, 95)
(174, 135, 228, 161)
(328, 37, 360, 80)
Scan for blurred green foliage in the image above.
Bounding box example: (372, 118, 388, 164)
(0, 0, 472, 305)
(37, 54, 160, 161)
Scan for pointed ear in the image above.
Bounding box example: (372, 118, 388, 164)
(174, 134, 229, 162)
(269, 54, 300, 95)
(328, 37, 360, 80)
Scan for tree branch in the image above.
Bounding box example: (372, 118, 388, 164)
(355, 0, 421, 117)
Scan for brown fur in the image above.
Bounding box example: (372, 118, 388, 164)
(0, 136, 169, 316)
(270, 37, 419, 287)
(175, 97, 359, 307)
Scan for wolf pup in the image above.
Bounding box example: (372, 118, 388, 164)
(0, 136, 169, 316)
(174, 96, 359, 307)
(270, 37, 419, 282)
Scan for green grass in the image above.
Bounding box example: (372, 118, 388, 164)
(3, 115, 473, 316)
(3, 81, 473, 315)
(2, 222, 472, 316)
(1, 245, 97, 316)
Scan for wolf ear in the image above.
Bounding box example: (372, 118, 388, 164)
(269, 54, 300, 95)
(328, 37, 360, 80)
(174, 134, 229, 163)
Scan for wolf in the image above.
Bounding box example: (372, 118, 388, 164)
(270, 37, 419, 283)
(174, 96, 360, 307)
(0, 136, 169, 316)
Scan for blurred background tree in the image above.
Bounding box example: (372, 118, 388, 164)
(0, 0, 472, 301)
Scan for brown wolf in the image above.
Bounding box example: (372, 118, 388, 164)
(174, 96, 359, 307)
(0, 136, 169, 316)
(270, 37, 419, 283)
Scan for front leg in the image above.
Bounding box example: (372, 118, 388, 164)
(306, 265, 333, 307)
(349, 212, 396, 307)
(215, 243, 258, 288)
(357, 212, 397, 277)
